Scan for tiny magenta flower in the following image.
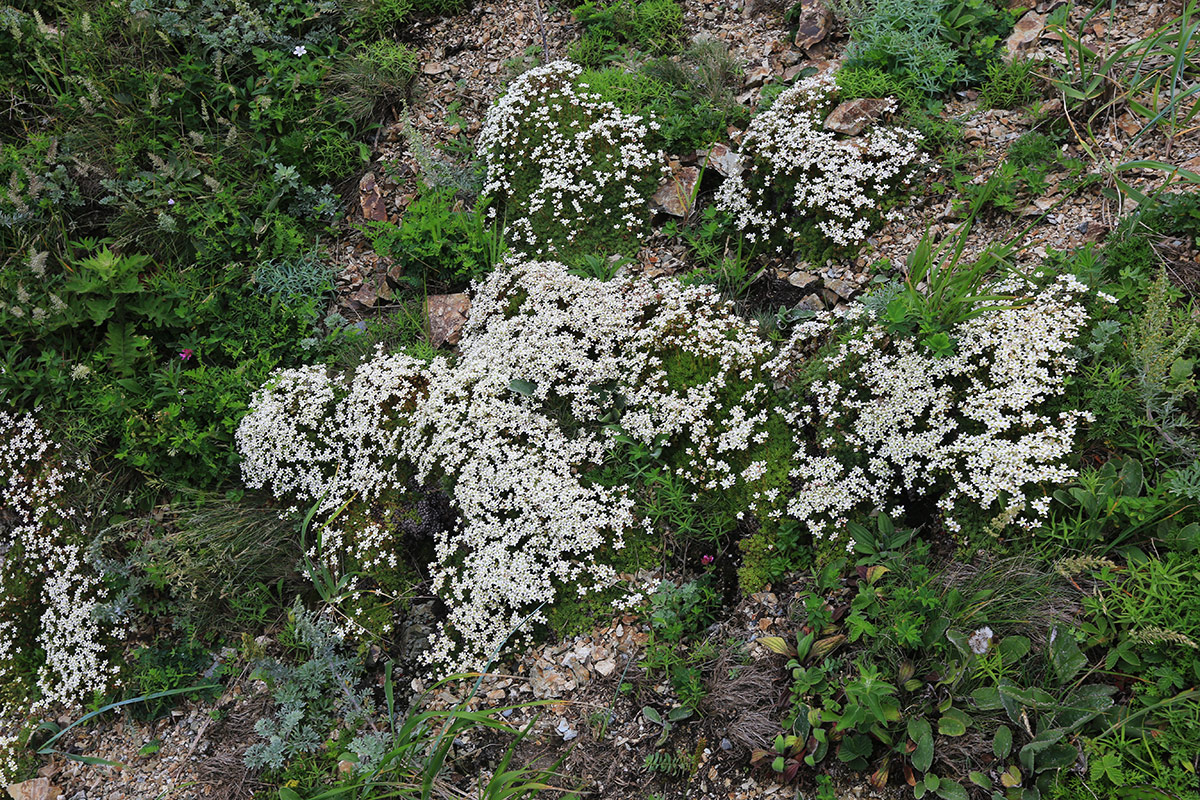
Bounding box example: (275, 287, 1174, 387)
(701, 554, 714, 565)
(179, 348, 194, 362)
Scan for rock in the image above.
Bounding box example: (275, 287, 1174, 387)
(650, 166, 701, 217)
(743, 66, 772, 89)
(791, 0, 833, 51)
(702, 143, 744, 178)
(426, 292, 471, 348)
(823, 98, 893, 135)
(594, 658, 617, 677)
(421, 61, 448, 75)
(799, 293, 825, 311)
(337, 760, 356, 775)
(824, 278, 858, 300)
(7, 779, 62, 800)
(720, 737, 733, 751)
(358, 172, 388, 222)
(788, 271, 819, 289)
(1004, 11, 1045, 62)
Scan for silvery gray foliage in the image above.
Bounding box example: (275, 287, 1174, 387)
(244, 602, 376, 771)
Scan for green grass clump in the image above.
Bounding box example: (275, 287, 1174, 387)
(573, 0, 684, 56)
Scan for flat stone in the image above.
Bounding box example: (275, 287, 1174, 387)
(7, 779, 63, 800)
(426, 292, 471, 348)
(421, 61, 448, 75)
(594, 658, 616, 677)
(650, 165, 701, 217)
(788, 271, 819, 289)
(824, 98, 892, 135)
(703, 143, 744, 178)
(824, 278, 858, 299)
(743, 66, 772, 89)
(1004, 11, 1045, 62)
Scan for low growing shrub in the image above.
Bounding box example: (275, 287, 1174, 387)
(715, 73, 927, 250)
(477, 60, 665, 259)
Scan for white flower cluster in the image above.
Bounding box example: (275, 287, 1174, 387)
(715, 74, 927, 247)
(777, 274, 1097, 547)
(238, 261, 775, 673)
(0, 411, 121, 714)
(477, 61, 664, 256)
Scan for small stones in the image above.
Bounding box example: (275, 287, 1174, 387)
(787, 271, 819, 290)
(702, 142, 744, 178)
(743, 65, 772, 89)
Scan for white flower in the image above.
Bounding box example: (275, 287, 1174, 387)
(968, 626, 994, 655)
(292, 44, 307, 57)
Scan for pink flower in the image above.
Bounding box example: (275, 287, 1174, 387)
(701, 554, 714, 565)
(179, 348, 194, 362)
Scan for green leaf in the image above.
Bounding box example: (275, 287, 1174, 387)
(969, 771, 993, 789)
(1037, 742, 1078, 771)
(280, 789, 304, 800)
(938, 707, 970, 737)
(993, 725, 1013, 759)
(759, 636, 793, 656)
(910, 718, 934, 772)
(641, 706, 662, 725)
(998, 636, 1032, 663)
(972, 686, 1003, 710)
(1113, 786, 1186, 800)
(935, 780, 969, 800)
(1056, 684, 1115, 731)
(508, 378, 537, 396)
(104, 321, 149, 378)
(1049, 626, 1087, 684)
(84, 296, 118, 325)
(1020, 729, 1065, 772)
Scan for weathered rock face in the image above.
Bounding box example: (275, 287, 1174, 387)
(791, 0, 833, 51)
(6, 779, 62, 800)
(1004, 11, 1046, 61)
(823, 98, 893, 136)
(703, 142, 744, 178)
(358, 172, 388, 222)
(426, 292, 471, 348)
(650, 165, 701, 217)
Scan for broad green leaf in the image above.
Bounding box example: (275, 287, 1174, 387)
(1057, 684, 1116, 731)
(910, 718, 934, 772)
(998, 636, 1032, 663)
(935, 780, 969, 800)
(508, 378, 537, 396)
(972, 686, 1003, 710)
(938, 707, 970, 737)
(993, 725, 1013, 759)
(1049, 626, 1087, 684)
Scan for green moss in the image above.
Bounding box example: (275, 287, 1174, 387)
(544, 525, 660, 639)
